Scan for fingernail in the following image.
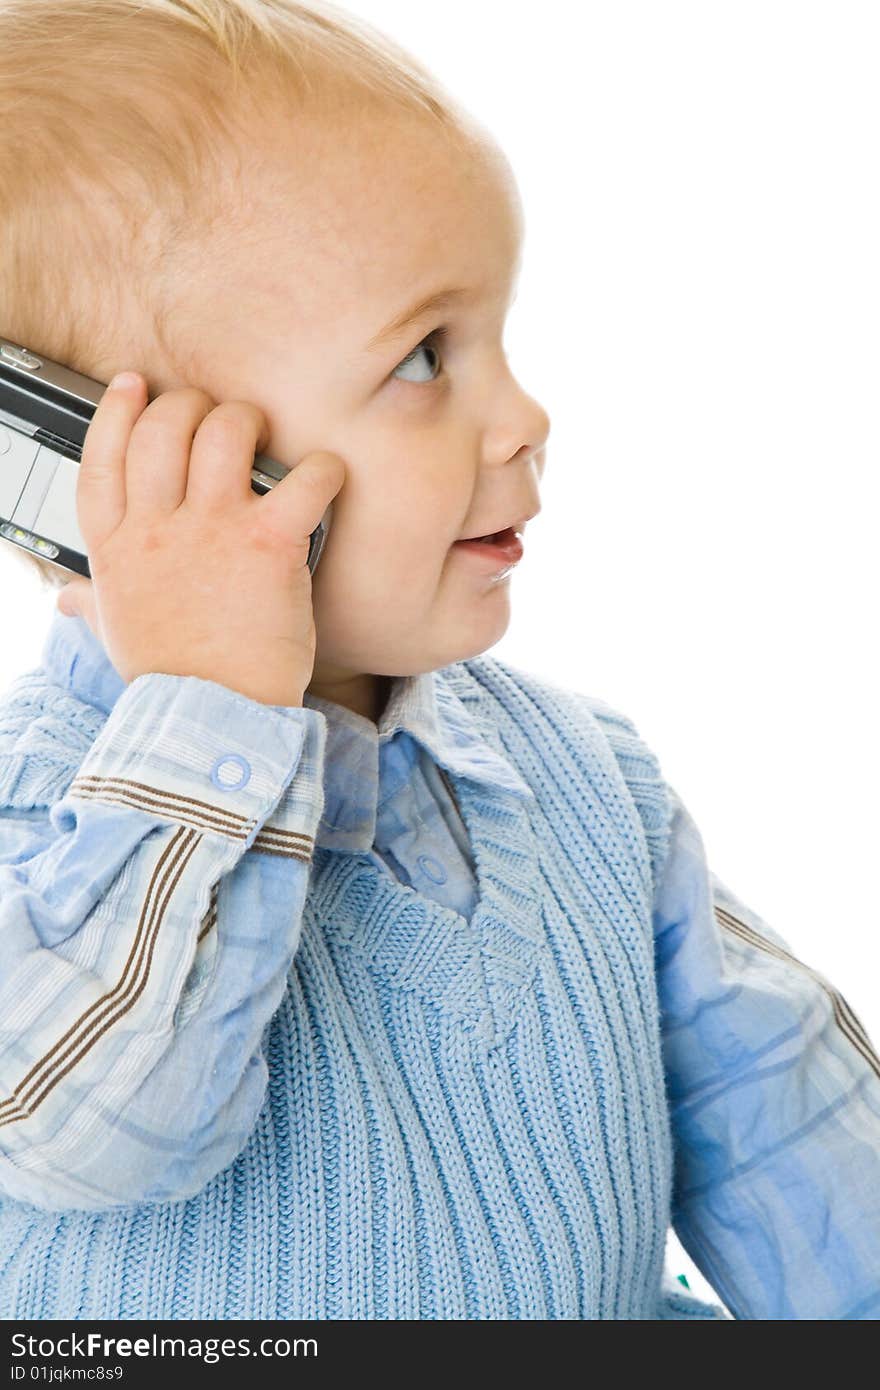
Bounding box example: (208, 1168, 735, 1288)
(109, 371, 142, 391)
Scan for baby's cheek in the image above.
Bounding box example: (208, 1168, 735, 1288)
(320, 539, 408, 612)
(316, 507, 451, 621)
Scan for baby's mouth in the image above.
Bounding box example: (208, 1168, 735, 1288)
(464, 528, 512, 544)
(451, 527, 524, 566)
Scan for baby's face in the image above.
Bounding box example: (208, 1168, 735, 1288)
(161, 105, 549, 712)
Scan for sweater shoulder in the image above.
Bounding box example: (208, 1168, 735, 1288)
(441, 653, 674, 896)
(0, 666, 106, 810)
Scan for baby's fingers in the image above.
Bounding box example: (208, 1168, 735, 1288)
(78, 372, 147, 551)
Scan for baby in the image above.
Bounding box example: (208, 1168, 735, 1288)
(0, 0, 878, 1322)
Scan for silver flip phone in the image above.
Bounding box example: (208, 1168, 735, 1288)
(0, 338, 332, 580)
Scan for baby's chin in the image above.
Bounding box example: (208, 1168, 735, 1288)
(319, 606, 512, 679)
(433, 587, 515, 666)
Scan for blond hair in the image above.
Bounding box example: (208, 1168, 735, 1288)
(0, 0, 468, 590)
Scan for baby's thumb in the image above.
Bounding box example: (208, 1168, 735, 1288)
(57, 584, 76, 616)
(56, 579, 96, 633)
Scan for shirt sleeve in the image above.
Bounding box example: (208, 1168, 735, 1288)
(0, 671, 327, 1213)
(654, 786, 880, 1320)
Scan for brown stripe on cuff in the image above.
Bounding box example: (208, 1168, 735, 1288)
(70, 775, 254, 839)
(251, 826, 315, 859)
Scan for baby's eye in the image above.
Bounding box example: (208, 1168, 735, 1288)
(391, 329, 445, 385)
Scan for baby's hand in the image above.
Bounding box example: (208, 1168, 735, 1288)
(56, 374, 343, 707)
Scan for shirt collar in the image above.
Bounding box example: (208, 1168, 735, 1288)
(39, 610, 534, 851)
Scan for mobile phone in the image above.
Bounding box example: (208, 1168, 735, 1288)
(0, 338, 332, 580)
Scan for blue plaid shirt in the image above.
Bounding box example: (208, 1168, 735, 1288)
(0, 609, 878, 1318)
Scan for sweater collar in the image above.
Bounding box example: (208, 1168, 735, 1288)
(40, 611, 533, 851)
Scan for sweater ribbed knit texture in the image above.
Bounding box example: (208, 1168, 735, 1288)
(0, 651, 727, 1320)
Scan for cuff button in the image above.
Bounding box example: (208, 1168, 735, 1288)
(210, 753, 252, 793)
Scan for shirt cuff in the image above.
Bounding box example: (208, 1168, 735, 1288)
(53, 672, 328, 857)
(258, 696, 327, 850)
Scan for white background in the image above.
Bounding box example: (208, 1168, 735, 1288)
(1, 1, 877, 1311)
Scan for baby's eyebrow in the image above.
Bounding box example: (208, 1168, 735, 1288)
(365, 287, 475, 353)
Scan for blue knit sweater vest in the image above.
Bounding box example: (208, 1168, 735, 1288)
(0, 653, 727, 1320)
